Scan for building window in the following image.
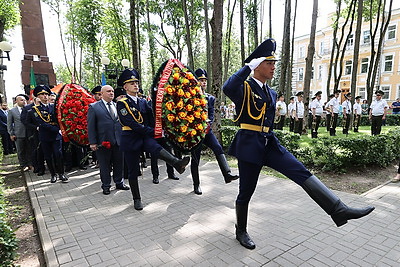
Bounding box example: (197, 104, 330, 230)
(384, 55, 393, 72)
(346, 34, 354, 49)
(363, 30, 370, 44)
(345, 60, 352, 75)
(358, 87, 366, 100)
(380, 86, 390, 100)
(298, 68, 304, 81)
(299, 46, 305, 58)
(319, 41, 324, 55)
(388, 25, 396, 40)
(318, 65, 323, 80)
(311, 67, 314, 80)
(397, 84, 400, 98)
(361, 58, 369, 74)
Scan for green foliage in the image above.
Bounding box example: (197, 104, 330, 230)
(0, 0, 20, 34)
(0, 177, 18, 266)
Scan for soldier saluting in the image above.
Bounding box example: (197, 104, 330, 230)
(223, 38, 374, 250)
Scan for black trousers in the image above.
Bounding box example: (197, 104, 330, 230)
(294, 118, 303, 134)
(371, 115, 383, 135)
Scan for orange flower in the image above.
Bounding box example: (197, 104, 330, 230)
(186, 104, 193, 111)
(196, 124, 204, 131)
(167, 114, 175, 122)
(190, 129, 197, 136)
(173, 73, 180, 80)
(200, 98, 207, 106)
(180, 125, 188, 132)
(194, 110, 201, 118)
(195, 86, 201, 92)
(186, 72, 194, 79)
(193, 99, 201, 106)
(182, 78, 189, 85)
(177, 88, 185, 97)
(166, 85, 175, 95)
(178, 136, 186, 142)
(165, 101, 174, 111)
(186, 115, 194, 123)
(185, 92, 191, 98)
(190, 89, 196, 96)
(178, 111, 187, 119)
(201, 112, 208, 120)
(176, 100, 184, 109)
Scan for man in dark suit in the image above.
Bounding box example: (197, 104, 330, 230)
(87, 85, 130, 195)
(190, 68, 239, 195)
(32, 85, 68, 183)
(7, 94, 30, 170)
(116, 68, 190, 210)
(223, 38, 374, 250)
(0, 102, 13, 155)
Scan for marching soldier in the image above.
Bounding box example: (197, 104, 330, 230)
(116, 68, 190, 210)
(353, 96, 362, 132)
(32, 85, 68, 183)
(310, 91, 323, 138)
(341, 93, 352, 135)
(189, 68, 239, 195)
(223, 38, 374, 250)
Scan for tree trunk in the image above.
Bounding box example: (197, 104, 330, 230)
(129, 0, 139, 71)
(326, 1, 341, 96)
(350, 0, 363, 101)
(287, 0, 298, 103)
(223, 0, 237, 83)
(269, 0, 272, 38)
(279, 0, 291, 96)
(210, 0, 223, 141)
(253, 0, 258, 49)
(203, 0, 211, 90)
(182, 0, 194, 69)
(239, 0, 245, 64)
(302, 0, 318, 131)
(146, 0, 156, 78)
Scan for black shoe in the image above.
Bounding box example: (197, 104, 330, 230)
(59, 174, 69, 183)
(103, 188, 111, 195)
(50, 175, 57, 183)
(134, 199, 143, 210)
(235, 226, 256, 249)
(116, 184, 130, 190)
(153, 177, 159, 184)
(194, 184, 202, 195)
(224, 173, 239, 184)
(168, 174, 179, 180)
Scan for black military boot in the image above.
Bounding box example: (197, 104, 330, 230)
(302, 175, 375, 227)
(158, 149, 190, 174)
(191, 163, 202, 195)
(216, 154, 239, 183)
(56, 158, 69, 183)
(152, 175, 159, 184)
(235, 204, 256, 249)
(46, 159, 57, 183)
(128, 178, 143, 210)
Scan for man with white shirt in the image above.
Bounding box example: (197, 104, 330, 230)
(310, 91, 323, 138)
(7, 94, 30, 170)
(294, 91, 304, 135)
(369, 90, 388, 135)
(353, 96, 362, 132)
(328, 90, 341, 136)
(341, 93, 352, 135)
(287, 96, 295, 132)
(274, 93, 287, 130)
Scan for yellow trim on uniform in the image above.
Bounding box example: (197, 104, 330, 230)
(233, 81, 266, 123)
(122, 126, 132, 131)
(240, 123, 270, 133)
(123, 78, 139, 84)
(265, 56, 278, 61)
(32, 105, 51, 123)
(118, 98, 143, 123)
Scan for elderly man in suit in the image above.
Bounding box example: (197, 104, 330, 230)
(87, 85, 130, 195)
(0, 102, 13, 155)
(7, 94, 30, 170)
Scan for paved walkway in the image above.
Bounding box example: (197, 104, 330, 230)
(25, 160, 400, 267)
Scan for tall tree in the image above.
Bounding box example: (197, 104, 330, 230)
(239, 0, 245, 63)
(202, 0, 211, 84)
(0, 0, 20, 41)
(222, 0, 237, 83)
(287, 0, 298, 102)
(365, 0, 393, 103)
(350, 0, 364, 100)
(129, 0, 140, 72)
(182, 0, 194, 69)
(145, 0, 156, 77)
(210, 0, 223, 140)
(303, 0, 318, 130)
(269, 0, 272, 38)
(279, 0, 291, 96)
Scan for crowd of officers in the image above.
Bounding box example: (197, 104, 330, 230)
(274, 89, 391, 137)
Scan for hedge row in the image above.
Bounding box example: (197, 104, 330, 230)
(220, 126, 400, 172)
(0, 144, 18, 266)
(222, 114, 400, 127)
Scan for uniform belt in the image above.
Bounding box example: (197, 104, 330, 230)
(240, 123, 270, 133)
(122, 126, 132, 131)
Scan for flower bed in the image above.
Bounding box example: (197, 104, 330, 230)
(56, 84, 96, 146)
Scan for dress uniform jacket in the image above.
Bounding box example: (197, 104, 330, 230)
(117, 95, 159, 154)
(223, 66, 311, 189)
(32, 104, 61, 142)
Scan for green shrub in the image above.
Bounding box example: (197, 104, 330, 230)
(0, 178, 18, 266)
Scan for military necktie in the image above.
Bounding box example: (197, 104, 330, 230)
(107, 102, 116, 120)
(262, 84, 271, 105)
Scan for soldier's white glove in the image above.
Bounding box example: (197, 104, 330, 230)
(246, 57, 266, 71)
